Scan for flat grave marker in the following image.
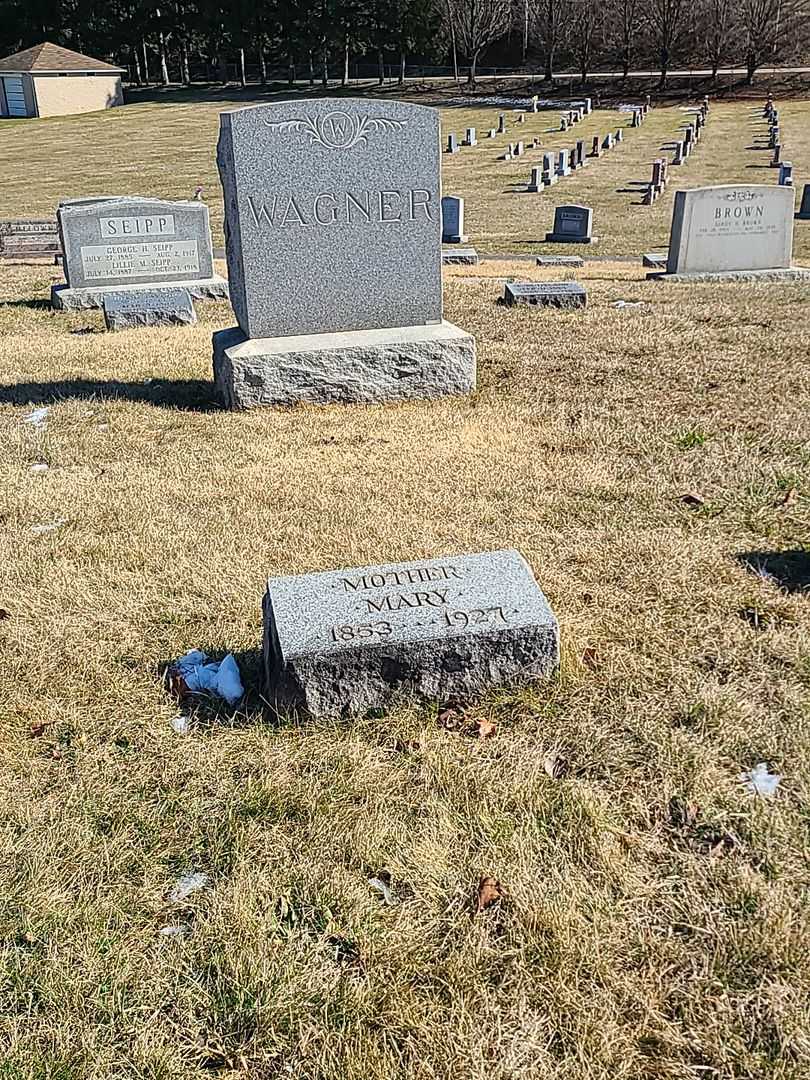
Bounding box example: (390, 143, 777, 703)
(503, 281, 587, 308)
(102, 287, 197, 331)
(263, 549, 559, 718)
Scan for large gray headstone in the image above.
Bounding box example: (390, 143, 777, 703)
(667, 185, 794, 274)
(217, 98, 442, 339)
(263, 549, 559, 717)
(58, 197, 215, 290)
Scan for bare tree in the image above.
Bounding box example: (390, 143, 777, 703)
(700, 0, 738, 80)
(447, 0, 511, 85)
(607, 0, 641, 81)
(740, 0, 808, 83)
(569, 0, 604, 84)
(532, 0, 569, 81)
(645, 0, 688, 87)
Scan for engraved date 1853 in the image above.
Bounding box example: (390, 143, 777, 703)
(331, 620, 393, 643)
(444, 606, 509, 629)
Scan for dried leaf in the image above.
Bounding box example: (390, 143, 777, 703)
(477, 718, 496, 739)
(0, 609, 9, 620)
(779, 487, 799, 507)
(544, 748, 569, 779)
(680, 491, 705, 507)
(476, 875, 505, 912)
(581, 646, 600, 670)
(29, 721, 53, 738)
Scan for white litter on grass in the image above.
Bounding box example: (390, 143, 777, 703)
(23, 406, 50, 428)
(612, 300, 644, 309)
(368, 877, 398, 906)
(30, 519, 66, 534)
(29, 463, 49, 474)
(170, 715, 190, 735)
(168, 871, 209, 902)
(173, 649, 244, 706)
(158, 924, 188, 937)
(740, 763, 782, 797)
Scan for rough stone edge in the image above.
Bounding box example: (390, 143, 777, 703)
(647, 268, 810, 283)
(262, 592, 560, 719)
(212, 321, 477, 409)
(51, 275, 229, 311)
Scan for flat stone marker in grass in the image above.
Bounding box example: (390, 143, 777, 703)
(545, 204, 596, 244)
(503, 281, 587, 308)
(52, 196, 228, 311)
(263, 549, 559, 718)
(214, 98, 475, 407)
(442, 247, 478, 265)
(654, 184, 810, 282)
(536, 254, 584, 267)
(102, 287, 196, 330)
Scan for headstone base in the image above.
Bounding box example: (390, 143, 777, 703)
(51, 275, 229, 311)
(442, 233, 469, 244)
(544, 234, 598, 245)
(642, 252, 667, 269)
(103, 287, 196, 331)
(442, 248, 479, 265)
(648, 267, 810, 283)
(213, 321, 476, 409)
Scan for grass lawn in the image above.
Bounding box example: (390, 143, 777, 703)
(1, 89, 809, 259)
(2, 244, 810, 1077)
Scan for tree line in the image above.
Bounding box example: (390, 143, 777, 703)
(2, 0, 808, 89)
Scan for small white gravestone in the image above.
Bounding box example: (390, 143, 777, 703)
(441, 196, 467, 243)
(662, 185, 805, 280)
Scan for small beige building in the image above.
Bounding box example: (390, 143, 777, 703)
(0, 42, 124, 119)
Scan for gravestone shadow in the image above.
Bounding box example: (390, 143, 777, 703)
(737, 550, 810, 594)
(0, 377, 220, 413)
(1, 298, 52, 311)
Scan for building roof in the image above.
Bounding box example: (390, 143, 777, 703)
(0, 42, 124, 74)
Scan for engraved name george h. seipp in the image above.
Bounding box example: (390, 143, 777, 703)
(217, 99, 443, 339)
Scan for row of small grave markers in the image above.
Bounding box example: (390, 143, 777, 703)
(764, 96, 795, 188)
(446, 95, 594, 155)
(643, 97, 708, 205)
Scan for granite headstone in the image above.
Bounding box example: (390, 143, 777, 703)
(263, 549, 559, 718)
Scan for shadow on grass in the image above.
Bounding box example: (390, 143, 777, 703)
(0, 298, 52, 311)
(0, 377, 220, 412)
(738, 550, 810, 594)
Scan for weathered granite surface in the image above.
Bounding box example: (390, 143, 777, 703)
(503, 281, 587, 308)
(58, 196, 217, 290)
(263, 549, 559, 718)
(102, 287, 197, 330)
(666, 185, 794, 274)
(535, 255, 584, 267)
(213, 321, 476, 408)
(217, 98, 442, 338)
(51, 276, 228, 311)
(442, 247, 479, 265)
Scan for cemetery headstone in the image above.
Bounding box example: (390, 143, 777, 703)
(591, 136, 601, 157)
(263, 548, 559, 718)
(796, 184, 810, 220)
(102, 286, 197, 330)
(778, 162, 794, 186)
(545, 204, 595, 244)
(503, 281, 587, 309)
(531, 96, 539, 113)
(441, 195, 468, 243)
(542, 153, 557, 186)
(771, 144, 782, 167)
(659, 184, 806, 280)
(498, 113, 507, 134)
(52, 196, 227, 311)
(536, 254, 584, 267)
(561, 116, 569, 131)
(602, 133, 614, 150)
(463, 127, 477, 146)
(557, 149, 571, 177)
(441, 247, 479, 265)
(527, 166, 542, 193)
(446, 133, 458, 154)
(615, 128, 623, 143)
(213, 98, 475, 407)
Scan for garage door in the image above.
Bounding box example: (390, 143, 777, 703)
(3, 76, 27, 117)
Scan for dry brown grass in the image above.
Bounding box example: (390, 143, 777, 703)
(2, 255, 810, 1078)
(1, 94, 809, 259)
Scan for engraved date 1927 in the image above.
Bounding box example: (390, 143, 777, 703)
(444, 606, 509, 629)
(331, 620, 393, 643)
